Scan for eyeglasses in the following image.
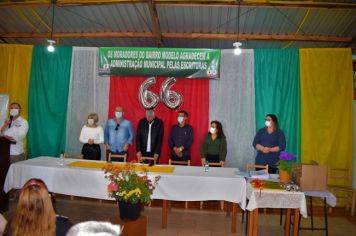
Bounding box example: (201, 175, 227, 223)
(115, 123, 120, 131)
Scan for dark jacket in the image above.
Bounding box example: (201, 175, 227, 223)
(136, 117, 164, 156)
(168, 124, 193, 159)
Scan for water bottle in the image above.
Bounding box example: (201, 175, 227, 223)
(59, 152, 64, 166)
(204, 161, 209, 172)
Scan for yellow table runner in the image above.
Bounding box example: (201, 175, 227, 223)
(67, 161, 175, 173)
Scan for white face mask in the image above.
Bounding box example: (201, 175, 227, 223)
(115, 112, 123, 119)
(265, 120, 272, 127)
(88, 119, 95, 126)
(10, 108, 19, 117)
(177, 116, 184, 124)
(209, 127, 216, 134)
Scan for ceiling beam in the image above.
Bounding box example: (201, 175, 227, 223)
(157, 1, 356, 10)
(0, 0, 355, 9)
(147, 0, 164, 47)
(1, 31, 352, 43)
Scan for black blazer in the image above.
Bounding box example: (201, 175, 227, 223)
(136, 117, 164, 156)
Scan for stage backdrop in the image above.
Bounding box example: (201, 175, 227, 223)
(300, 48, 354, 169)
(254, 48, 301, 162)
(108, 76, 209, 166)
(0, 45, 348, 172)
(65, 47, 110, 160)
(0, 44, 33, 120)
(210, 49, 256, 170)
(28, 46, 72, 159)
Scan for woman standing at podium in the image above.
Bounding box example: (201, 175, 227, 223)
(79, 113, 104, 160)
(0, 102, 28, 163)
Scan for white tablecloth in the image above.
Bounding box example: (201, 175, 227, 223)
(303, 190, 337, 207)
(4, 157, 247, 209)
(246, 183, 307, 217)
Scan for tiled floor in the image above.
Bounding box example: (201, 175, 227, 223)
(4, 197, 356, 235)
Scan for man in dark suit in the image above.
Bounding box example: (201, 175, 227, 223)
(136, 110, 164, 164)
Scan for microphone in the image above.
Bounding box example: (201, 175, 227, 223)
(8, 115, 13, 128)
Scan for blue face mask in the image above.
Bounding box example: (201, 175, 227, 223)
(115, 112, 123, 119)
(177, 116, 184, 124)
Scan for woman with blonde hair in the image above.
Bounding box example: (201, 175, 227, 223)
(79, 113, 104, 160)
(5, 178, 72, 236)
(7, 178, 56, 236)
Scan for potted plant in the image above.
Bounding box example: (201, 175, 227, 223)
(103, 162, 160, 220)
(276, 151, 297, 183)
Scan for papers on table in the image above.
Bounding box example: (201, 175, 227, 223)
(249, 169, 270, 180)
(234, 170, 271, 180)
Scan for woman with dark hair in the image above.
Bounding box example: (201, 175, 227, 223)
(252, 114, 286, 173)
(5, 178, 72, 236)
(200, 120, 227, 167)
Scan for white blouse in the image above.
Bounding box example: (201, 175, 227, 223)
(79, 125, 104, 144)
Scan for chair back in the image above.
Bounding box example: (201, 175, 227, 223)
(139, 156, 157, 165)
(246, 163, 269, 173)
(328, 167, 352, 188)
(208, 162, 223, 167)
(108, 153, 127, 162)
(327, 167, 354, 209)
(169, 159, 190, 166)
(63, 153, 83, 159)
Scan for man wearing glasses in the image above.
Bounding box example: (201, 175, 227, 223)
(104, 106, 134, 161)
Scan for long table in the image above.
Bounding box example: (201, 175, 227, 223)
(4, 157, 247, 233)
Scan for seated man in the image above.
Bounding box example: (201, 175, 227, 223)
(136, 109, 164, 165)
(168, 110, 193, 162)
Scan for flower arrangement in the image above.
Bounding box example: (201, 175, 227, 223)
(250, 179, 263, 189)
(103, 163, 160, 204)
(250, 179, 284, 190)
(276, 151, 297, 174)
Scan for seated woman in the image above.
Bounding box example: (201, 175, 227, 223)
(200, 120, 227, 167)
(5, 178, 72, 236)
(79, 113, 104, 160)
(252, 114, 286, 174)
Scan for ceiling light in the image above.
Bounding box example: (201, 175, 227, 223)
(47, 39, 56, 52)
(233, 1, 242, 56)
(233, 42, 242, 55)
(47, 2, 56, 53)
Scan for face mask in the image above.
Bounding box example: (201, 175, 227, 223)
(10, 109, 19, 117)
(88, 119, 94, 126)
(265, 120, 272, 127)
(210, 127, 216, 134)
(115, 112, 123, 119)
(177, 116, 184, 124)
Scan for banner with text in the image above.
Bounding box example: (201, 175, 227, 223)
(99, 47, 220, 79)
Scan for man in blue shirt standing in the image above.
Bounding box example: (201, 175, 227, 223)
(104, 106, 134, 161)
